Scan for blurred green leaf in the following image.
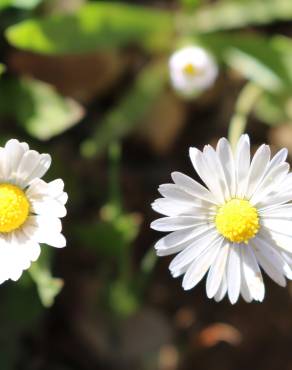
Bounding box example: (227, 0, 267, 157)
(108, 280, 139, 318)
(199, 33, 292, 92)
(73, 205, 140, 258)
(0, 63, 6, 76)
(254, 91, 292, 126)
(29, 248, 63, 308)
(189, 0, 292, 33)
(81, 61, 167, 157)
(0, 77, 84, 140)
(0, 0, 43, 10)
(0, 282, 43, 369)
(0, 0, 10, 10)
(6, 2, 173, 54)
(180, 0, 201, 9)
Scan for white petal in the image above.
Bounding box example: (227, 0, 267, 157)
(260, 204, 292, 219)
(240, 265, 253, 303)
(152, 198, 194, 217)
(151, 216, 209, 232)
(4, 139, 27, 181)
(227, 245, 241, 304)
(154, 224, 215, 251)
(258, 191, 292, 209)
(202, 145, 229, 200)
(206, 240, 229, 298)
(235, 134, 250, 198)
(189, 147, 225, 203)
(23, 215, 65, 247)
(266, 148, 288, 172)
(171, 171, 217, 204)
(251, 238, 286, 287)
(241, 245, 265, 301)
(182, 241, 221, 290)
(265, 230, 292, 254)
(245, 144, 271, 199)
(169, 231, 220, 276)
(30, 198, 67, 218)
(16, 151, 51, 188)
(250, 163, 289, 205)
(261, 218, 292, 236)
(216, 138, 236, 197)
(158, 184, 201, 204)
(214, 272, 227, 302)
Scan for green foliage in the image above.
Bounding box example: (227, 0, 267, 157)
(191, 0, 292, 33)
(6, 2, 173, 54)
(81, 61, 167, 157)
(0, 281, 43, 369)
(29, 248, 64, 307)
(0, 63, 6, 76)
(0, 77, 84, 140)
(73, 204, 140, 258)
(0, 0, 43, 10)
(198, 33, 292, 92)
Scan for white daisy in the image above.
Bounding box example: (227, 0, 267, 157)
(0, 139, 67, 284)
(169, 46, 218, 97)
(151, 134, 292, 303)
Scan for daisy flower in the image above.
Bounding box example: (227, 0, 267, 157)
(0, 139, 67, 284)
(169, 46, 218, 97)
(151, 135, 292, 303)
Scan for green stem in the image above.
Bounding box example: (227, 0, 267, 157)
(228, 83, 262, 150)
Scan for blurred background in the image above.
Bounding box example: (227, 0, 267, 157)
(1, 0, 292, 369)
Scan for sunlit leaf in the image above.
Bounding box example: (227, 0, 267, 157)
(190, 0, 292, 33)
(199, 33, 292, 92)
(6, 2, 173, 54)
(0, 0, 43, 10)
(0, 77, 84, 140)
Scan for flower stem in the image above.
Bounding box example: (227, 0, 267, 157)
(228, 82, 262, 150)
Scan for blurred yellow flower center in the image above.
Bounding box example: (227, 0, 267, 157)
(215, 199, 259, 244)
(182, 63, 198, 76)
(0, 184, 30, 233)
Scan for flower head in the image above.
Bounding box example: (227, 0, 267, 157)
(169, 46, 218, 97)
(151, 135, 292, 303)
(0, 139, 67, 284)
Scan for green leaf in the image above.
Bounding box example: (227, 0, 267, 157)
(199, 33, 292, 92)
(0, 63, 6, 76)
(0, 77, 84, 140)
(0, 0, 43, 10)
(81, 61, 167, 157)
(254, 91, 292, 126)
(29, 248, 63, 308)
(190, 0, 292, 33)
(73, 205, 140, 258)
(6, 2, 173, 54)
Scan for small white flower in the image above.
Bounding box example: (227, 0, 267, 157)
(169, 46, 218, 96)
(0, 139, 67, 284)
(151, 135, 292, 303)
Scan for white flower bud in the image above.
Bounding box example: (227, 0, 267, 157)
(169, 46, 218, 97)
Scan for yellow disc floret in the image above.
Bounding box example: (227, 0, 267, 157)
(0, 183, 30, 233)
(215, 199, 259, 244)
(183, 63, 199, 76)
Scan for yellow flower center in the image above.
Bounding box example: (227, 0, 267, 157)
(0, 184, 30, 233)
(215, 199, 259, 244)
(182, 63, 199, 76)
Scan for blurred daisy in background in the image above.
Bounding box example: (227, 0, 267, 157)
(151, 134, 292, 303)
(0, 139, 67, 284)
(169, 46, 218, 97)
